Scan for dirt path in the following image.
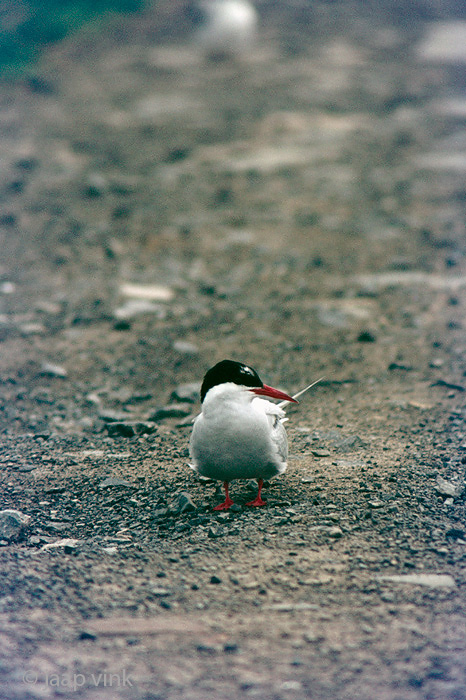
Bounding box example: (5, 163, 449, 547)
(1, 3, 465, 699)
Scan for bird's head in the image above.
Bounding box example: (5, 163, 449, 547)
(200, 359, 298, 404)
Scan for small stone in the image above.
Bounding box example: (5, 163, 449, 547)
(210, 575, 222, 584)
(229, 503, 242, 513)
(41, 538, 80, 551)
(446, 528, 465, 541)
(84, 173, 107, 198)
(79, 630, 97, 640)
(120, 282, 174, 301)
(40, 362, 67, 378)
(436, 475, 464, 498)
(105, 421, 157, 437)
(113, 300, 166, 320)
(328, 526, 343, 538)
(176, 492, 197, 514)
(149, 588, 171, 597)
(114, 319, 131, 331)
(416, 21, 466, 64)
(0, 282, 15, 294)
(312, 449, 331, 458)
(208, 525, 225, 538)
(98, 409, 132, 423)
(173, 340, 199, 355)
(106, 422, 136, 438)
(99, 477, 133, 489)
(171, 382, 201, 403)
(379, 573, 456, 588)
(357, 330, 376, 342)
(280, 681, 302, 691)
(150, 404, 192, 421)
(134, 422, 158, 435)
(0, 510, 31, 542)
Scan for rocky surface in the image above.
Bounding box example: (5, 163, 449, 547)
(0, 2, 466, 699)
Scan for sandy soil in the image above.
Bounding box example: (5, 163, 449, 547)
(0, 2, 466, 699)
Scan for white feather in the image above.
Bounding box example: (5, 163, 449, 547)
(189, 383, 288, 482)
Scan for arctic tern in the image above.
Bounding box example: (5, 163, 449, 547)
(189, 359, 321, 510)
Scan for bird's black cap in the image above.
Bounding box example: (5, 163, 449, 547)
(200, 359, 263, 403)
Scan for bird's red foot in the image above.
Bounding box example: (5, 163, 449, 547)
(245, 478, 266, 507)
(245, 495, 267, 507)
(213, 481, 233, 510)
(214, 497, 234, 511)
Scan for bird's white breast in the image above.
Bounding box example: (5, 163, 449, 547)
(189, 383, 288, 481)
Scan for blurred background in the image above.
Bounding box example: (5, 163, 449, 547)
(1, 0, 466, 76)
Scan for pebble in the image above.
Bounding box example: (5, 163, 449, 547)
(379, 574, 456, 588)
(40, 538, 80, 551)
(280, 681, 302, 691)
(327, 526, 343, 539)
(105, 421, 157, 437)
(265, 603, 319, 612)
(175, 492, 197, 514)
(173, 340, 199, 355)
(208, 525, 225, 539)
(99, 477, 133, 489)
(0, 281, 15, 294)
(149, 405, 192, 421)
(113, 300, 166, 320)
(98, 409, 133, 423)
(357, 330, 376, 342)
(416, 21, 466, 64)
(149, 588, 171, 597)
(40, 362, 67, 378)
(0, 510, 31, 542)
(170, 382, 201, 403)
(435, 475, 464, 498)
(120, 282, 174, 301)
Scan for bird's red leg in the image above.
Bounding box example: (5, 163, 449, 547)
(213, 481, 234, 511)
(246, 478, 266, 507)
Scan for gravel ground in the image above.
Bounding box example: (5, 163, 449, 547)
(1, 2, 466, 699)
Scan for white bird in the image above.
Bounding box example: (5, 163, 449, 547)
(189, 359, 320, 510)
(190, 0, 258, 58)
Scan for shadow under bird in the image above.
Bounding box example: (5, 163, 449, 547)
(189, 359, 321, 510)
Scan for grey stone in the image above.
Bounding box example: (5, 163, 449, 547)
(416, 21, 466, 64)
(173, 340, 199, 355)
(105, 421, 157, 437)
(98, 409, 133, 423)
(208, 525, 225, 538)
(176, 491, 197, 514)
(379, 574, 456, 588)
(436, 475, 464, 498)
(105, 422, 136, 438)
(99, 477, 133, 489)
(150, 404, 192, 421)
(328, 526, 343, 538)
(149, 588, 171, 597)
(170, 382, 201, 403)
(0, 510, 31, 542)
(40, 362, 67, 378)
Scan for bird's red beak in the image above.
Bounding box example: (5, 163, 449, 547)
(250, 384, 298, 403)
